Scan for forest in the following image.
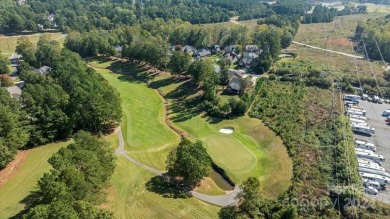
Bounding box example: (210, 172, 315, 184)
(0, 0, 305, 33)
(0, 35, 122, 170)
(303, 5, 367, 24)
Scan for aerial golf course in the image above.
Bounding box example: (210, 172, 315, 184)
(89, 58, 293, 218)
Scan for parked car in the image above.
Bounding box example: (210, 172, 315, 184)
(379, 98, 384, 104)
(365, 186, 379, 195)
(382, 110, 390, 116)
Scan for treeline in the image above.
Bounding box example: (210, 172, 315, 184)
(21, 131, 115, 218)
(303, 5, 367, 24)
(352, 0, 390, 4)
(64, 17, 299, 71)
(355, 16, 390, 62)
(0, 35, 122, 169)
(0, 0, 306, 34)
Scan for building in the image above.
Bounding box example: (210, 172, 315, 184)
(239, 52, 259, 69)
(9, 53, 22, 66)
(210, 45, 221, 53)
(194, 49, 211, 58)
(115, 45, 123, 53)
(244, 45, 259, 52)
(223, 52, 239, 64)
(213, 64, 221, 74)
(34, 66, 52, 76)
(47, 14, 55, 22)
(183, 45, 196, 54)
(5, 86, 22, 100)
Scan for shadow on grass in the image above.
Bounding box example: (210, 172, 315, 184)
(9, 190, 41, 219)
(108, 61, 157, 83)
(145, 175, 191, 199)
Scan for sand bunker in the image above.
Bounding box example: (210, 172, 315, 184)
(219, 128, 234, 134)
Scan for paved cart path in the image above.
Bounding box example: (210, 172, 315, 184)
(114, 127, 241, 207)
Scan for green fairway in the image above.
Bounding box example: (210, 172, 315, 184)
(175, 115, 293, 198)
(106, 156, 220, 219)
(0, 141, 69, 218)
(0, 32, 66, 54)
(90, 61, 180, 170)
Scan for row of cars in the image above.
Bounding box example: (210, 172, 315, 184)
(344, 94, 389, 195)
(362, 94, 389, 104)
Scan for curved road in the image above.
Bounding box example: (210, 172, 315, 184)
(114, 127, 241, 207)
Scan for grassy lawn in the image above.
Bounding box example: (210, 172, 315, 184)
(106, 156, 220, 219)
(174, 115, 293, 198)
(0, 141, 69, 218)
(0, 32, 66, 54)
(90, 60, 180, 170)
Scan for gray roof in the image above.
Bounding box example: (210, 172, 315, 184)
(115, 45, 123, 52)
(229, 76, 241, 91)
(5, 86, 21, 99)
(245, 45, 258, 52)
(34, 66, 52, 76)
(226, 45, 238, 53)
(9, 53, 22, 60)
(213, 65, 221, 73)
(196, 49, 211, 57)
(47, 14, 55, 22)
(183, 45, 196, 53)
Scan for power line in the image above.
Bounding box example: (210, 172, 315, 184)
(361, 37, 384, 99)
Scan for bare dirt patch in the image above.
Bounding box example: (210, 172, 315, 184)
(0, 150, 29, 187)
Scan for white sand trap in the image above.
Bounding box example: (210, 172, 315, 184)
(219, 128, 234, 134)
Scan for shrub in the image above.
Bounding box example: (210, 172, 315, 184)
(0, 74, 13, 87)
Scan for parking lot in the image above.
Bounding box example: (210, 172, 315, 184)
(356, 100, 390, 204)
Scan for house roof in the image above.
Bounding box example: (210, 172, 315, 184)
(34, 66, 52, 75)
(47, 14, 55, 22)
(115, 45, 123, 52)
(213, 64, 221, 73)
(226, 45, 238, 53)
(196, 49, 211, 57)
(229, 76, 241, 91)
(183, 45, 196, 53)
(9, 53, 22, 60)
(5, 86, 21, 99)
(245, 45, 258, 52)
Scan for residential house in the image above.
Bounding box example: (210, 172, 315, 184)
(34, 66, 52, 76)
(213, 64, 221, 74)
(223, 52, 239, 64)
(225, 45, 239, 53)
(194, 49, 211, 58)
(115, 45, 123, 53)
(37, 24, 44, 31)
(183, 45, 196, 54)
(244, 45, 259, 52)
(227, 69, 245, 92)
(47, 14, 55, 22)
(9, 53, 22, 66)
(5, 86, 22, 100)
(210, 45, 221, 54)
(239, 52, 259, 69)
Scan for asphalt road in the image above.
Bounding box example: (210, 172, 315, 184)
(355, 100, 390, 205)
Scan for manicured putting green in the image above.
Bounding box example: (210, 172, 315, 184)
(175, 115, 293, 198)
(203, 135, 257, 172)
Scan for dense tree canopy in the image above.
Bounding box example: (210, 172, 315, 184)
(0, 89, 29, 169)
(22, 131, 115, 219)
(166, 139, 212, 188)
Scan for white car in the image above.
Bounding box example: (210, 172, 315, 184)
(379, 98, 384, 104)
(382, 110, 390, 116)
(365, 186, 379, 195)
